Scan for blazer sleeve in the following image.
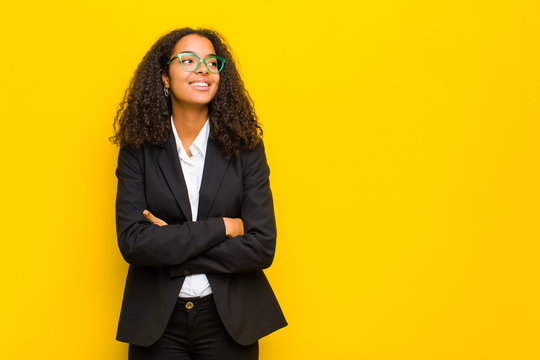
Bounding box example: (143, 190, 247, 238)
(115, 144, 226, 267)
(170, 140, 277, 275)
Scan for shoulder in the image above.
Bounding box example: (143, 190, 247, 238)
(239, 138, 266, 161)
(238, 138, 270, 176)
(117, 143, 146, 164)
(116, 141, 162, 171)
(118, 130, 170, 159)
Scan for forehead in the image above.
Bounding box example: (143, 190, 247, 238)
(172, 34, 216, 56)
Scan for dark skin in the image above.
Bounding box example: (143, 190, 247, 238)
(143, 34, 244, 237)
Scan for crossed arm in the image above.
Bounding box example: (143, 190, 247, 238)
(115, 141, 277, 274)
(144, 210, 244, 238)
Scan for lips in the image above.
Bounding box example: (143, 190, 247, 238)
(189, 78, 210, 87)
(189, 81, 209, 87)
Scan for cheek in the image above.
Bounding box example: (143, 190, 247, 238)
(213, 76, 220, 92)
(169, 69, 187, 83)
(173, 73, 190, 86)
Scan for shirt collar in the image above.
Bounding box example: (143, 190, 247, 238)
(170, 115, 210, 158)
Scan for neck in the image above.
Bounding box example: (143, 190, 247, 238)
(171, 102, 209, 139)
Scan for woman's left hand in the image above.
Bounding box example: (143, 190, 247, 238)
(143, 210, 168, 227)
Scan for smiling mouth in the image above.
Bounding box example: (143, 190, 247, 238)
(190, 82, 209, 87)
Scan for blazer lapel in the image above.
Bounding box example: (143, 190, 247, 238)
(197, 138, 230, 221)
(157, 129, 192, 221)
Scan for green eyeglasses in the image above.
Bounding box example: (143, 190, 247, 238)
(166, 53, 226, 73)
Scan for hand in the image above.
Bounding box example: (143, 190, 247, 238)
(223, 217, 244, 237)
(143, 210, 168, 227)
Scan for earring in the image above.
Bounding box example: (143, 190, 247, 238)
(164, 87, 170, 97)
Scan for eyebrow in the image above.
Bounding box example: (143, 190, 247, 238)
(178, 50, 217, 57)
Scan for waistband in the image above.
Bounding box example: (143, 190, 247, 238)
(176, 294, 215, 307)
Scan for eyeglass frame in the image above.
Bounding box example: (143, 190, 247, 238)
(166, 53, 226, 73)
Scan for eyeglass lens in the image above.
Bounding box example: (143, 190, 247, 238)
(180, 54, 224, 73)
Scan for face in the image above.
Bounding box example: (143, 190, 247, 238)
(162, 34, 220, 107)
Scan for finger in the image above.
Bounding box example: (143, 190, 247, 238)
(143, 210, 167, 226)
(143, 210, 162, 224)
(143, 210, 156, 223)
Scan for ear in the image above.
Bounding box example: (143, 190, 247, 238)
(160, 70, 170, 88)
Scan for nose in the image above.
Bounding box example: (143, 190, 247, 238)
(196, 61, 209, 75)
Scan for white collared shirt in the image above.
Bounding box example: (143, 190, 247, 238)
(171, 115, 213, 298)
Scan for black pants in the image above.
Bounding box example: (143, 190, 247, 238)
(128, 294, 259, 360)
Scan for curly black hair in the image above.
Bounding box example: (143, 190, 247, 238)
(109, 27, 262, 159)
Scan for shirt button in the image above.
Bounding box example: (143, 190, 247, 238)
(185, 302, 194, 310)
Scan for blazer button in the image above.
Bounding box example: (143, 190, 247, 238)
(183, 269, 191, 275)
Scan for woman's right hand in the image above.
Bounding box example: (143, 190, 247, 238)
(143, 210, 168, 226)
(223, 217, 244, 237)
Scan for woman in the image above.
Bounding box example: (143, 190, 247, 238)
(110, 28, 287, 359)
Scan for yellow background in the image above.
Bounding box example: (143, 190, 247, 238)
(1, 1, 539, 359)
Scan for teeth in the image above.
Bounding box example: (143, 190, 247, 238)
(191, 82, 208, 87)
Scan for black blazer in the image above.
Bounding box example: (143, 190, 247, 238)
(114, 127, 287, 346)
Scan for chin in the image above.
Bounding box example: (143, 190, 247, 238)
(191, 95, 216, 104)
(191, 98, 213, 106)
(174, 95, 215, 106)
